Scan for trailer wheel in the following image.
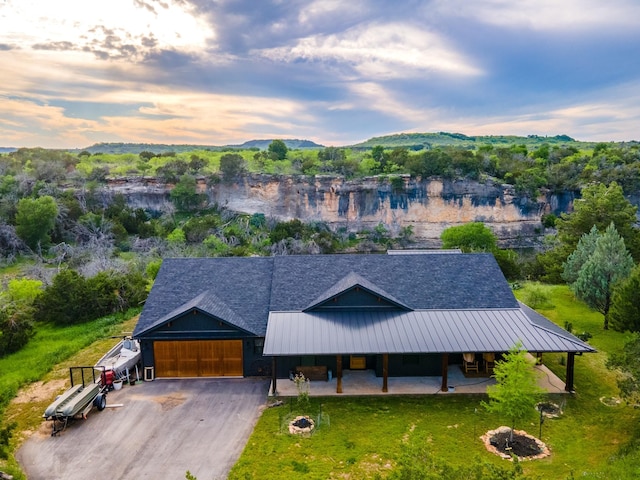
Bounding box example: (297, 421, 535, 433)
(94, 393, 107, 411)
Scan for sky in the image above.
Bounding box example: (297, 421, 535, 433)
(1, 0, 640, 149)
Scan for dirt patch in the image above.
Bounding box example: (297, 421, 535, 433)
(11, 379, 67, 405)
(152, 392, 188, 411)
(481, 426, 550, 461)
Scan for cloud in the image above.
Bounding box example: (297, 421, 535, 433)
(1, 0, 215, 61)
(258, 22, 482, 80)
(435, 0, 640, 32)
(1, 0, 639, 148)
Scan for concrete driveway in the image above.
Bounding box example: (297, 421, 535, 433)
(17, 378, 269, 480)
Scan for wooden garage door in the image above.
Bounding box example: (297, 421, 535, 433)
(154, 340, 243, 377)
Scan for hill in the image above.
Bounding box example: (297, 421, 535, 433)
(348, 132, 595, 150)
(229, 139, 324, 149)
(73, 139, 324, 155)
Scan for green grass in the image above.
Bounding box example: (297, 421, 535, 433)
(0, 310, 140, 478)
(229, 284, 640, 479)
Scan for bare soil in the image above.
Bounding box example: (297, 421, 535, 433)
(481, 426, 551, 461)
(490, 431, 542, 457)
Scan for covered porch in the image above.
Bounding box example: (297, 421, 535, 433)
(269, 362, 568, 397)
(265, 307, 594, 397)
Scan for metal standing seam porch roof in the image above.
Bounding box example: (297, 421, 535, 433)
(263, 308, 595, 356)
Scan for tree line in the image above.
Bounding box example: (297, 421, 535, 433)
(1, 143, 640, 402)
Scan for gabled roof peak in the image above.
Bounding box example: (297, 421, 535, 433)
(137, 289, 254, 336)
(303, 270, 412, 312)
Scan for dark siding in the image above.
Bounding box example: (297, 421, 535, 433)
(375, 354, 442, 377)
(140, 311, 245, 340)
(313, 288, 401, 310)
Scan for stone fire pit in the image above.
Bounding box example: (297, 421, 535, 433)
(289, 415, 315, 435)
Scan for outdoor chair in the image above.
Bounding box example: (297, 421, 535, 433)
(463, 360, 479, 373)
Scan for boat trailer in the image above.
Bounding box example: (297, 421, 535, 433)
(43, 366, 109, 436)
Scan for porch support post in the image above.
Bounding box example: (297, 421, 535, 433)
(565, 352, 575, 392)
(271, 357, 277, 396)
(336, 355, 343, 394)
(441, 353, 449, 392)
(382, 353, 389, 393)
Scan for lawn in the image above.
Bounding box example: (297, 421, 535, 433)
(228, 284, 640, 480)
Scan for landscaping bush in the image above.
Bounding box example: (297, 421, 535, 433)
(521, 285, 553, 309)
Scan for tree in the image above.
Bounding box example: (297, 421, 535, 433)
(440, 222, 497, 252)
(607, 334, 640, 405)
(35, 269, 92, 325)
(188, 154, 208, 173)
(170, 175, 205, 211)
(371, 145, 387, 170)
(156, 159, 189, 183)
(219, 153, 247, 181)
(561, 226, 600, 284)
(569, 223, 634, 329)
(0, 307, 35, 356)
(482, 342, 544, 443)
(15, 195, 59, 250)
(0, 279, 41, 356)
(556, 182, 640, 260)
(608, 264, 640, 332)
(538, 182, 640, 282)
(0, 222, 28, 257)
(267, 140, 288, 160)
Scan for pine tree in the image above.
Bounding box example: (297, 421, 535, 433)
(570, 223, 634, 329)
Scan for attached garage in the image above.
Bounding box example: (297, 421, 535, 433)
(153, 340, 243, 377)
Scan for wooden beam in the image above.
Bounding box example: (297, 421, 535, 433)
(271, 357, 277, 396)
(336, 355, 343, 394)
(441, 353, 449, 392)
(382, 353, 389, 392)
(565, 352, 575, 392)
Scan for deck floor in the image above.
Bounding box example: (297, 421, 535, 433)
(270, 363, 567, 397)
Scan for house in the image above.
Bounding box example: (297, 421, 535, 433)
(133, 252, 594, 394)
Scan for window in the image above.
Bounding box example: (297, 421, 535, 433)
(254, 338, 264, 355)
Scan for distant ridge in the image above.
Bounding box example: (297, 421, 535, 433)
(347, 132, 588, 150)
(69, 139, 324, 154)
(6, 133, 635, 153)
(229, 139, 324, 149)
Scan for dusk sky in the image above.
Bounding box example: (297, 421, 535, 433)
(1, 0, 639, 149)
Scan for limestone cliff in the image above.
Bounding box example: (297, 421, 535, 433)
(108, 175, 575, 248)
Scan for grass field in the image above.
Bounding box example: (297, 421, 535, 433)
(228, 284, 640, 479)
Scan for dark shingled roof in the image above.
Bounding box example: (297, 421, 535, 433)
(135, 253, 593, 357)
(269, 253, 517, 311)
(134, 257, 274, 336)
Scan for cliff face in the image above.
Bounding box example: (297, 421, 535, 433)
(109, 175, 575, 248)
(211, 175, 569, 248)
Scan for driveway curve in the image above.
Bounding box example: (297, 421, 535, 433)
(17, 378, 269, 480)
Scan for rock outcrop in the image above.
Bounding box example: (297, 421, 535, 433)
(107, 174, 577, 248)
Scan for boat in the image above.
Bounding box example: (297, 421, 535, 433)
(43, 383, 102, 419)
(94, 337, 141, 378)
(43, 366, 108, 435)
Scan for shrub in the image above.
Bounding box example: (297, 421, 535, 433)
(521, 285, 553, 309)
